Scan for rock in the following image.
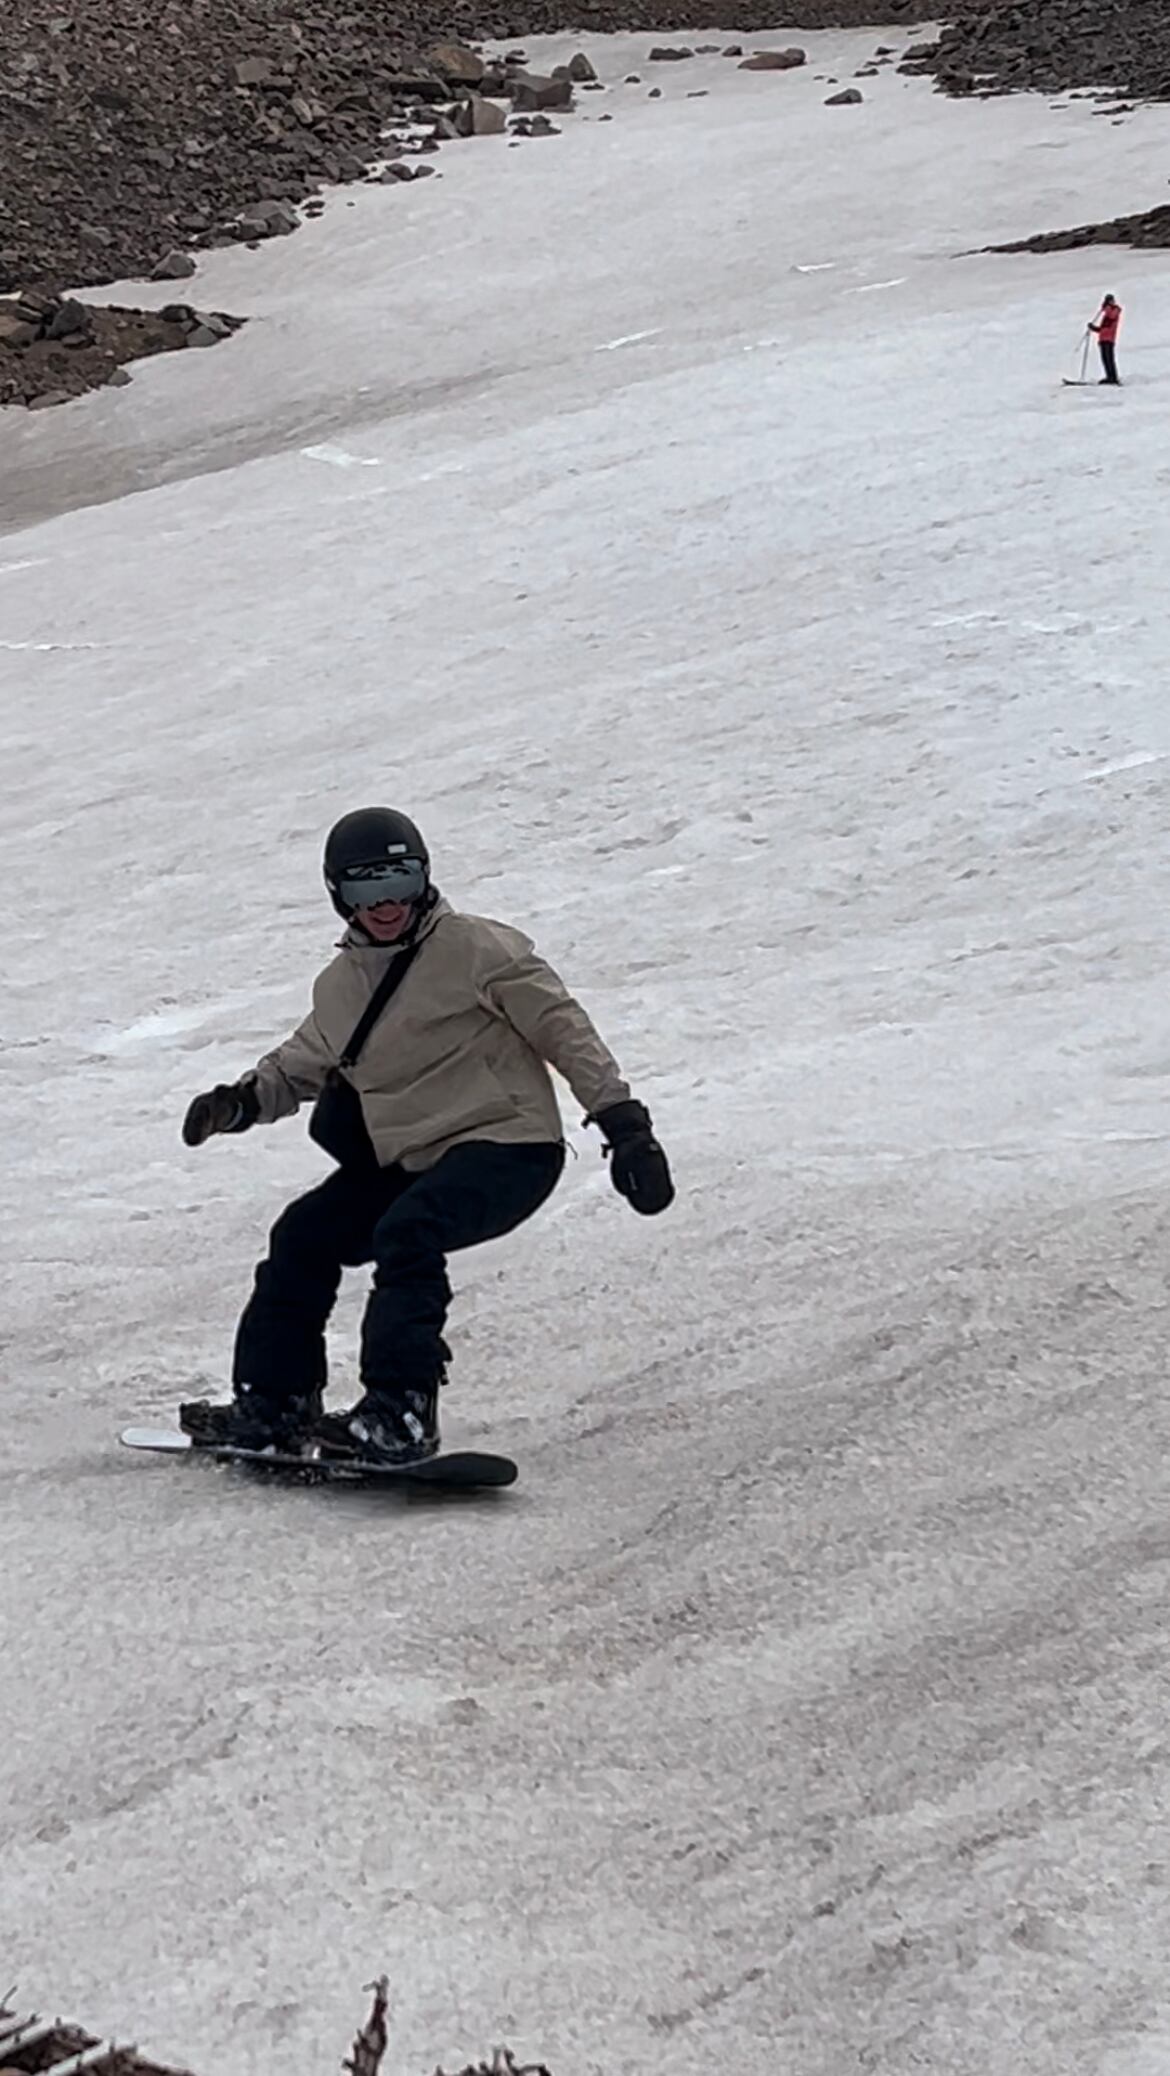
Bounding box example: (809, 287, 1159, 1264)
(648, 86, 662, 98)
(825, 87, 864, 103)
(427, 42, 484, 86)
(568, 52, 598, 82)
(289, 93, 325, 127)
(723, 45, 743, 56)
(107, 367, 133, 385)
(687, 89, 709, 97)
(649, 47, 693, 61)
(875, 45, 896, 55)
(151, 247, 195, 280)
(739, 49, 807, 71)
(509, 114, 560, 137)
(0, 312, 38, 348)
(379, 162, 415, 180)
(509, 73, 573, 112)
(27, 389, 73, 410)
(232, 56, 282, 89)
(383, 73, 449, 102)
(625, 74, 642, 83)
(236, 197, 299, 236)
(454, 93, 507, 136)
(186, 323, 223, 346)
(46, 297, 90, 338)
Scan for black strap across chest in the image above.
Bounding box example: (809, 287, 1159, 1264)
(338, 940, 422, 1069)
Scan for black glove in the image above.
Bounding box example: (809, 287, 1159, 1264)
(182, 1080, 259, 1147)
(593, 1099, 674, 1216)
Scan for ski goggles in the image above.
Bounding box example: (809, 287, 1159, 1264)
(336, 857, 428, 910)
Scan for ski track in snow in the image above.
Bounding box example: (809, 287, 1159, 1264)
(4, 27, 1170, 2076)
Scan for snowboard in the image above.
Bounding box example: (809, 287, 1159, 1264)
(120, 1426, 518, 1490)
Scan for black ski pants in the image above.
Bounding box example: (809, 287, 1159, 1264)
(232, 1139, 565, 1399)
(1098, 339, 1120, 385)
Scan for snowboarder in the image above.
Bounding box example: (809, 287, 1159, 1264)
(179, 808, 674, 1465)
(1088, 294, 1122, 386)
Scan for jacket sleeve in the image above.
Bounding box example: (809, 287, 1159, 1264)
(240, 1005, 335, 1123)
(477, 928, 631, 1117)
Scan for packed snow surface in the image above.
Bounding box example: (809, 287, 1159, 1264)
(4, 30, 1170, 2076)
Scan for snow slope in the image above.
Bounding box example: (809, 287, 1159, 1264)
(4, 29, 1170, 2076)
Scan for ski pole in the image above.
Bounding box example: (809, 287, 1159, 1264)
(1078, 329, 1090, 383)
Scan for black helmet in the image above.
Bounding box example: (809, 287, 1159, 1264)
(323, 807, 432, 925)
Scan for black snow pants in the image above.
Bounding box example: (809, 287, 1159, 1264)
(1098, 339, 1120, 385)
(232, 1139, 565, 1399)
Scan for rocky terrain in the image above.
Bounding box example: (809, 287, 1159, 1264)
(905, 0, 1170, 102)
(0, 0, 942, 410)
(3, 0, 1167, 413)
(0, 289, 245, 406)
(0, 0, 948, 300)
(993, 203, 1170, 256)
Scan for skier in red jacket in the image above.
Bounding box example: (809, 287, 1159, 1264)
(1088, 295, 1122, 386)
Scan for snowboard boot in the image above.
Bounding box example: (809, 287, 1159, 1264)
(316, 1381, 442, 1466)
(179, 1383, 323, 1455)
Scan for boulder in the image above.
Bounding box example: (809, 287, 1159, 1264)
(383, 73, 449, 102)
(509, 73, 573, 111)
(568, 52, 598, 81)
(723, 45, 743, 56)
(826, 87, 864, 103)
(739, 49, 807, 71)
(649, 47, 693, 61)
(0, 311, 38, 348)
(454, 93, 507, 136)
(236, 198, 299, 236)
(46, 297, 91, 339)
(427, 43, 485, 86)
(232, 56, 283, 89)
(151, 247, 196, 280)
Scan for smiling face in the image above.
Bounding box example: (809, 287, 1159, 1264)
(356, 899, 414, 943)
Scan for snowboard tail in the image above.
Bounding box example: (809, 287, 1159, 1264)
(120, 1426, 517, 1489)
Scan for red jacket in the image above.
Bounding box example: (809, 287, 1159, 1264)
(1093, 302, 1122, 343)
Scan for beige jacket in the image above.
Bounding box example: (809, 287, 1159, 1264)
(243, 900, 631, 1172)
